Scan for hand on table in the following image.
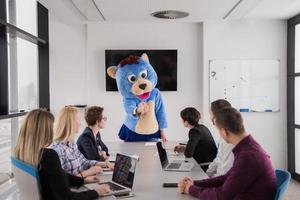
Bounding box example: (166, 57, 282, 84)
(178, 176, 194, 194)
(84, 175, 99, 184)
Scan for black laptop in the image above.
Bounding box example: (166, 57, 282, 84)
(156, 142, 193, 172)
(98, 153, 138, 196)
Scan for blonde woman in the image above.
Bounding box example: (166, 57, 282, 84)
(51, 107, 113, 178)
(14, 109, 111, 200)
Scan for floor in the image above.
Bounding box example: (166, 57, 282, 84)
(283, 179, 300, 200)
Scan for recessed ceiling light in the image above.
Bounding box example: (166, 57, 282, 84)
(151, 10, 189, 19)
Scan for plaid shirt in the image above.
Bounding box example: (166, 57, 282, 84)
(51, 141, 98, 175)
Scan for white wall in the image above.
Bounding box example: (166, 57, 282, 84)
(202, 20, 287, 169)
(49, 17, 288, 169)
(49, 14, 87, 114)
(86, 22, 203, 141)
(49, 19, 203, 141)
(49, 14, 90, 135)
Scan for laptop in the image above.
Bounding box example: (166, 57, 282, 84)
(156, 141, 194, 172)
(98, 153, 138, 196)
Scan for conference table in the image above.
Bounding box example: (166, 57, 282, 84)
(83, 141, 208, 200)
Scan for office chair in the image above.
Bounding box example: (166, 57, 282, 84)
(11, 157, 42, 200)
(274, 169, 291, 200)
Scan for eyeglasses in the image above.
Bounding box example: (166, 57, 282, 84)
(102, 116, 107, 122)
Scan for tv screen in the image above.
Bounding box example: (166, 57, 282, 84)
(105, 50, 177, 91)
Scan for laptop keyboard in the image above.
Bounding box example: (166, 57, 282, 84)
(167, 163, 181, 169)
(105, 182, 125, 191)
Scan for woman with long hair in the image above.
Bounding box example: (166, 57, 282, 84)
(52, 106, 113, 178)
(14, 109, 110, 200)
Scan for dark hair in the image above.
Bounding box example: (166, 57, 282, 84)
(119, 55, 139, 67)
(211, 99, 231, 115)
(180, 107, 201, 126)
(85, 106, 104, 126)
(215, 107, 245, 135)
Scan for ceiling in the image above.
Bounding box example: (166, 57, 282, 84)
(37, 0, 300, 24)
(245, 0, 300, 19)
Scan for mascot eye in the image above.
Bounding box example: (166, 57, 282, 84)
(140, 70, 147, 79)
(128, 74, 137, 83)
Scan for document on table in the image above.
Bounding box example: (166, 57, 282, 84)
(145, 142, 156, 146)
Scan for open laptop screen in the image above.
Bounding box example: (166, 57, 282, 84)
(112, 153, 138, 189)
(156, 142, 169, 168)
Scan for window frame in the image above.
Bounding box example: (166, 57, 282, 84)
(0, 0, 49, 189)
(287, 13, 300, 182)
(0, 0, 49, 119)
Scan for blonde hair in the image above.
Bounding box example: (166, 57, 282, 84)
(14, 109, 54, 166)
(54, 106, 78, 142)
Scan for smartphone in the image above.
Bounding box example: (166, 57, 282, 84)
(113, 192, 135, 199)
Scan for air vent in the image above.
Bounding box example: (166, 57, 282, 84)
(151, 10, 189, 19)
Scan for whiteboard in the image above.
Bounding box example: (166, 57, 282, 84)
(209, 59, 280, 112)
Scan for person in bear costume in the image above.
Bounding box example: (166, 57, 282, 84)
(107, 53, 168, 141)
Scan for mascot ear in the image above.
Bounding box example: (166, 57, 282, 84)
(141, 53, 150, 63)
(107, 66, 117, 79)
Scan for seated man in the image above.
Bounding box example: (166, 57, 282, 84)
(206, 99, 234, 177)
(174, 107, 217, 171)
(178, 107, 277, 200)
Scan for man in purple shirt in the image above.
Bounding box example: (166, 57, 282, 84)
(178, 107, 277, 200)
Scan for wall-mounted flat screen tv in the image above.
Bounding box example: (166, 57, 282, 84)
(105, 50, 177, 91)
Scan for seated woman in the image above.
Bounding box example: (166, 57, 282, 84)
(14, 109, 111, 200)
(174, 107, 217, 171)
(51, 106, 113, 178)
(77, 106, 109, 161)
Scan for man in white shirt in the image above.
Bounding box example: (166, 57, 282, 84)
(206, 99, 234, 177)
(206, 138, 234, 177)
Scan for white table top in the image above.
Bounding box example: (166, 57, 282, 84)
(84, 141, 208, 200)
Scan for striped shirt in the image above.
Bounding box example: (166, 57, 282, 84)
(51, 141, 98, 175)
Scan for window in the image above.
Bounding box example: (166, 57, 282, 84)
(6, 0, 37, 36)
(295, 24, 300, 73)
(0, 0, 49, 188)
(0, 119, 12, 173)
(295, 28, 300, 176)
(0, 0, 49, 115)
(296, 129, 300, 174)
(0, 117, 23, 173)
(8, 36, 39, 112)
(296, 77, 300, 125)
(6, 0, 39, 112)
(288, 13, 300, 182)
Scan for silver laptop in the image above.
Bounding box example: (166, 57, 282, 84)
(98, 153, 138, 196)
(156, 141, 194, 172)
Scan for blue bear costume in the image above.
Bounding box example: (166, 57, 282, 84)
(107, 54, 168, 141)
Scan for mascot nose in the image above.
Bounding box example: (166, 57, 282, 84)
(139, 83, 147, 90)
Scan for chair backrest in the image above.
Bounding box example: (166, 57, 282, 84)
(11, 157, 41, 200)
(274, 169, 291, 200)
